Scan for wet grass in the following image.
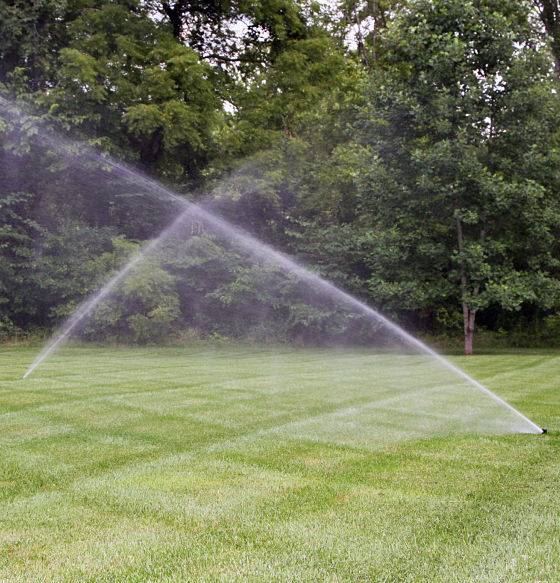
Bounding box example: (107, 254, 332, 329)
(0, 346, 558, 582)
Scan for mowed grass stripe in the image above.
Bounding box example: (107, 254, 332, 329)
(0, 346, 557, 581)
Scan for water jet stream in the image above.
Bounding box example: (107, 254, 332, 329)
(1, 95, 542, 434)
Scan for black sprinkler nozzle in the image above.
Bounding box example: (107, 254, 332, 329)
(541, 427, 548, 434)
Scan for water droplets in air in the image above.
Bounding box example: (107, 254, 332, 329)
(0, 95, 543, 439)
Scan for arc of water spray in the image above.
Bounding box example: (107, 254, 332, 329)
(22, 208, 197, 379)
(3, 95, 542, 433)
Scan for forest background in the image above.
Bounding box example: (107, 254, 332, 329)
(3, 0, 560, 354)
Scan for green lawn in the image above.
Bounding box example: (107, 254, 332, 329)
(0, 346, 558, 582)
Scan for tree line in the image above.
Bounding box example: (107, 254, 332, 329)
(2, 0, 560, 354)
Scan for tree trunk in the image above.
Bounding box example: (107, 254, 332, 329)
(536, 0, 560, 78)
(463, 305, 476, 356)
(161, 1, 185, 41)
(456, 217, 480, 355)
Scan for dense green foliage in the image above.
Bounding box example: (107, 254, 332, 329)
(355, 0, 560, 353)
(2, 0, 560, 352)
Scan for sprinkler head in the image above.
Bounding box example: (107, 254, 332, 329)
(541, 427, 548, 434)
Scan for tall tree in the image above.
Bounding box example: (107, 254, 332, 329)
(0, 0, 222, 333)
(356, 0, 560, 354)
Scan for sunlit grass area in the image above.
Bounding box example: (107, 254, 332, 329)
(1, 346, 558, 582)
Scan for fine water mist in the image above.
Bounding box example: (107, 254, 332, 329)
(1, 95, 543, 438)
